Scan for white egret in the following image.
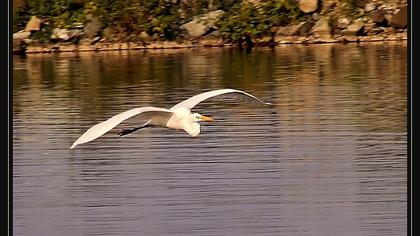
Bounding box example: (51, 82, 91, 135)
(70, 88, 271, 149)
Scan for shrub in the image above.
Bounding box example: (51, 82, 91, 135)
(218, 0, 301, 42)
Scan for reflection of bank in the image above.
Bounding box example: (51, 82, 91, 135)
(13, 43, 406, 136)
(273, 43, 407, 135)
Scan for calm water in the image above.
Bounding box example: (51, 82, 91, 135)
(13, 43, 407, 236)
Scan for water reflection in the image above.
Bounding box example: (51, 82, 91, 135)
(13, 42, 407, 236)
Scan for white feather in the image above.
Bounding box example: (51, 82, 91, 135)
(70, 107, 172, 149)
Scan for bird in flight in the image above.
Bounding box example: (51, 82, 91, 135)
(70, 89, 271, 149)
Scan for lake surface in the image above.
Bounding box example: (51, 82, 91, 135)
(13, 42, 407, 236)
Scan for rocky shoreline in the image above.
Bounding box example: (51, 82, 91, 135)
(18, 33, 406, 54)
(13, 0, 408, 54)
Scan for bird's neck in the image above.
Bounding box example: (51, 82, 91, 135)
(183, 122, 200, 137)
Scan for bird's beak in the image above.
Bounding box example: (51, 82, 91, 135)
(200, 115, 214, 122)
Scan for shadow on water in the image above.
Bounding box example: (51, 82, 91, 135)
(13, 42, 407, 236)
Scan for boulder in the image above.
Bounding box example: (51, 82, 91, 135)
(363, 22, 376, 34)
(276, 25, 296, 36)
(355, 0, 368, 8)
(320, 0, 335, 15)
(72, 22, 84, 29)
(51, 28, 83, 41)
(369, 9, 387, 24)
(294, 21, 315, 36)
(384, 14, 393, 24)
(202, 29, 220, 39)
(91, 36, 101, 45)
(368, 27, 385, 35)
(365, 3, 376, 12)
(311, 17, 331, 37)
(84, 17, 102, 38)
(13, 30, 31, 40)
(342, 19, 364, 36)
(24, 16, 41, 32)
(299, 0, 318, 13)
(389, 6, 407, 28)
(336, 18, 351, 29)
(139, 31, 152, 42)
(247, 0, 262, 5)
(13, 38, 26, 54)
(182, 10, 224, 38)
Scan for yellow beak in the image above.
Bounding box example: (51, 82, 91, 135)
(200, 115, 214, 122)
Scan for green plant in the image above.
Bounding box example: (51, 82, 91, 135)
(13, 5, 30, 33)
(218, 0, 301, 42)
(12, 0, 303, 42)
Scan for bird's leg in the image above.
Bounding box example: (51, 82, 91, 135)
(118, 122, 151, 137)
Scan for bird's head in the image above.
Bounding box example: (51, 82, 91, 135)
(192, 113, 214, 123)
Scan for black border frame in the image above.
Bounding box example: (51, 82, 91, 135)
(7, 1, 413, 236)
(5, 0, 10, 236)
(408, 1, 413, 235)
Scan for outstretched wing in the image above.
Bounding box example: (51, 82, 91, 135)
(170, 88, 271, 110)
(70, 107, 173, 149)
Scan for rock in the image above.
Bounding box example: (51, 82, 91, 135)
(363, 22, 376, 34)
(299, 0, 318, 13)
(369, 9, 387, 24)
(58, 45, 77, 52)
(13, 30, 31, 39)
(78, 45, 95, 52)
(202, 29, 220, 39)
(92, 36, 101, 44)
(311, 17, 331, 37)
(386, 35, 398, 41)
(320, 0, 335, 15)
(332, 27, 342, 35)
(362, 36, 384, 42)
(247, 0, 262, 5)
(24, 16, 42, 32)
(384, 14, 393, 24)
(389, 6, 407, 28)
(22, 38, 33, 44)
(399, 30, 407, 40)
(151, 33, 160, 41)
(365, 3, 376, 12)
(13, 38, 26, 54)
(270, 26, 280, 34)
(72, 22, 84, 29)
(78, 36, 101, 46)
(182, 10, 224, 38)
(368, 27, 385, 35)
(139, 31, 152, 42)
(199, 38, 224, 47)
(275, 24, 299, 36)
(51, 28, 83, 42)
(360, 16, 369, 23)
(355, 0, 368, 8)
(342, 36, 359, 43)
(126, 34, 140, 42)
(84, 17, 102, 38)
(342, 19, 364, 36)
(312, 13, 320, 21)
(26, 46, 45, 53)
(51, 28, 68, 41)
(276, 25, 294, 36)
(336, 18, 351, 29)
(312, 37, 338, 44)
(294, 21, 315, 36)
(384, 27, 398, 34)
